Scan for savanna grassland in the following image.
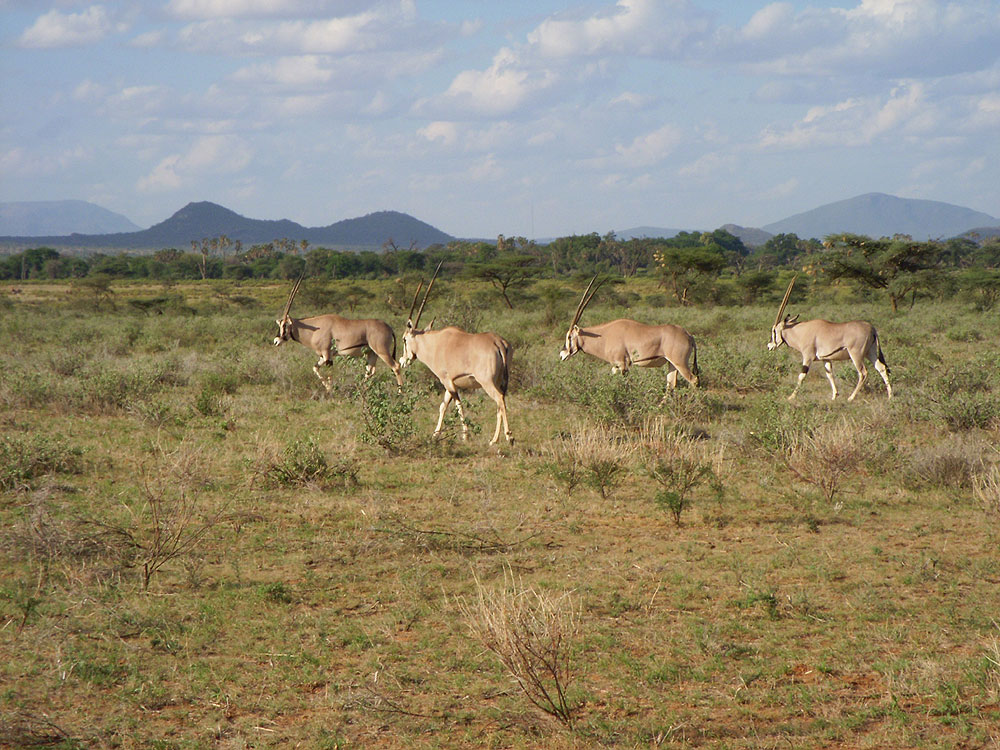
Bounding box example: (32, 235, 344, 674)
(1, 277, 999, 749)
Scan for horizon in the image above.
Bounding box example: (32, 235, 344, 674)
(2, 1, 999, 238)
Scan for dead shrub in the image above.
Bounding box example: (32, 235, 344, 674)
(786, 418, 877, 505)
(459, 569, 580, 727)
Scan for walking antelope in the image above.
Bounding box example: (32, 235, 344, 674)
(273, 275, 404, 391)
(399, 264, 514, 445)
(559, 276, 699, 401)
(768, 276, 892, 401)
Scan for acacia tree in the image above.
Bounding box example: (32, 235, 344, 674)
(821, 234, 943, 312)
(465, 253, 540, 309)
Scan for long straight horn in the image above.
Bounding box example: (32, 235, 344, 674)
(571, 275, 599, 328)
(573, 274, 607, 328)
(282, 271, 304, 319)
(774, 274, 797, 327)
(413, 261, 443, 328)
(407, 280, 423, 323)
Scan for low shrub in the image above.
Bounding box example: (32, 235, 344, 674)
(0, 434, 83, 492)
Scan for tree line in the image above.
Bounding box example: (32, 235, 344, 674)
(3, 229, 999, 311)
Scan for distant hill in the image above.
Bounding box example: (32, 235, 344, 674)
(0, 200, 140, 236)
(961, 226, 1000, 242)
(763, 193, 997, 240)
(719, 224, 772, 248)
(614, 226, 685, 240)
(0, 201, 455, 251)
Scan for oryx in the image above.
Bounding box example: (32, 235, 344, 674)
(273, 275, 404, 391)
(768, 276, 891, 401)
(399, 264, 513, 445)
(559, 276, 699, 401)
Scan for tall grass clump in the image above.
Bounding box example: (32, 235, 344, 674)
(543, 423, 638, 498)
(263, 437, 357, 488)
(460, 570, 580, 728)
(786, 418, 880, 505)
(646, 432, 724, 526)
(0, 434, 83, 492)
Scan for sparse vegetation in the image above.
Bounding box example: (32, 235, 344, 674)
(1, 276, 998, 748)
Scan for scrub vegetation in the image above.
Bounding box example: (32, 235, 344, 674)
(1, 274, 998, 749)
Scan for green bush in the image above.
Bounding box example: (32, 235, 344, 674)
(354, 377, 419, 452)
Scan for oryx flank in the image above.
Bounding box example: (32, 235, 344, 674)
(768, 276, 891, 401)
(559, 276, 699, 401)
(399, 264, 514, 445)
(273, 275, 404, 391)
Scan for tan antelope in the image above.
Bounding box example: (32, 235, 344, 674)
(399, 264, 514, 445)
(273, 275, 404, 391)
(559, 276, 699, 401)
(768, 276, 892, 401)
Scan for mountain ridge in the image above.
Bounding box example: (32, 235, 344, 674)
(0, 201, 455, 251)
(762, 192, 997, 240)
(0, 200, 140, 236)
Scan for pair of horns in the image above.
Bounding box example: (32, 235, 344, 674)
(571, 274, 606, 328)
(408, 261, 443, 328)
(281, 271, 305, 320)
(774, 275, 797, 327)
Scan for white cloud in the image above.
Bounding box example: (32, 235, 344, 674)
(437, 47, 557, 116)
(758, 82, 938, 150)
(419, 121, 458, 146)
(166, 0, 353, 20)
(615, 124, 683, 167)
(19, 5, 119, 48)
(137, 136, 252, 193)
(527, 0, 712, 59)
(231, 56, 333, 86)
(727, 0, 1000, 78)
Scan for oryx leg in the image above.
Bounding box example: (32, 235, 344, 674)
(789, 362, 809, 401)
(376, 351, 404, 388)
(659, 366, 679, 405)
(823, 362, 838, 400)
(313, 356, 334, 392)
(846, 353, 868, 402)
(454, 396, 470, 442)
(364, 350, 378, 379)
(434, 390, 455, 438)
(480, 383, 512, 445)
(874, 358, 892, 398)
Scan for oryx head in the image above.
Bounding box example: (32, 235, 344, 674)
(768, 275, 798, 351)
(560, 275, 604, 361)
(400, 262, 442, 367)
(273, 273, 303, 346)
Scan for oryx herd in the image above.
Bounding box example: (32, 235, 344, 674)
(274, 270, 892, 446)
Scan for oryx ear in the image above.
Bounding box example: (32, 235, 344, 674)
(427, 318, 435, 330)
(788, 314, 799, 323)
(405, 318, 414, 330)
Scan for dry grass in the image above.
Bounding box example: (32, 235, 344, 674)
(459, 568, 580, 727)
(2, 280, 1000, 749)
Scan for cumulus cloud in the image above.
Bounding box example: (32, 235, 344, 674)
(20, 5, 121, 47)
(725, 0, 1000, 78)
(165, 0, 371, 20)
(615, 124, 683, 167)
(758, 82, 938, 150)
(527, 0, 713, 59)
(419, 121, 458, 146)
(231, 56, 333, 87)
(137, 135, 252, 193)
(435, 47, 558, 116)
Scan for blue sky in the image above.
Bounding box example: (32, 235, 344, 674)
(2, 0, 998, 238)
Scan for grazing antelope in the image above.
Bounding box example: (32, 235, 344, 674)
(273, 275, 404, 391)
(768, 276, 891, 401)
(399, 264, 514, 445)
(559, 276, 699, 401)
